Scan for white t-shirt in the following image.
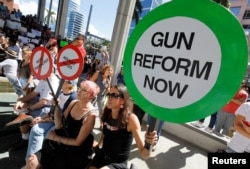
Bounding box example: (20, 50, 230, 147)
(227, 102, 250, 152)
(34, 74, 59, 103)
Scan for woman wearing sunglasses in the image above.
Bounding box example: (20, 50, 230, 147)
(89, 84, 157, 169)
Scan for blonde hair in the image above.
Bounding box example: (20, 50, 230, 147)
(101, 64, 113, 74)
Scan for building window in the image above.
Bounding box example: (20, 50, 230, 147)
(230, 7, 241, 17)
(243, 10, 250, 19)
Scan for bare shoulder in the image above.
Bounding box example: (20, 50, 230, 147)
(90, 71, 99, 81)
(127, 113, 140, 131)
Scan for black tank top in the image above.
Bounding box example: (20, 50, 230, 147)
(102, 118, 133, 162)
(63, 102, 95, 153)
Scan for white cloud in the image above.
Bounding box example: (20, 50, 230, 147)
(15, 0, 38, 15)
(89, 24, 99, 36)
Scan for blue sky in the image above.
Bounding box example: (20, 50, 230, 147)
(15, 0, 169, 40)
(15, 0, 118, 40)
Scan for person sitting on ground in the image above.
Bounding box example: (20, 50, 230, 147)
(6, 71, 59, 151)
(25, 80, 100, 169)
(225, 102, 250, 153)
(22, 79, 77, 168)
(89, 84, 157, 169)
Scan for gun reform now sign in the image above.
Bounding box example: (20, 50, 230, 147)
(123, 0, 248, 123)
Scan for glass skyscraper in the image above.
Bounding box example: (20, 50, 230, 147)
(129, 0, 163, 35)
(65, 0, 85, 40)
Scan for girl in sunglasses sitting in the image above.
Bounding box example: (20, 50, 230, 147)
(89, 84, 157, 169)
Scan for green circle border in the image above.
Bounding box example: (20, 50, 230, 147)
(123, 0, 248, 123)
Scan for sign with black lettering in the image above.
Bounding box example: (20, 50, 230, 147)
(123, 0, 248, 122)
(56, 44, 84, 80)
(30, 47, 53, 80)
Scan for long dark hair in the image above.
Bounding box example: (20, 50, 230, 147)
(102, 84, 130, 129)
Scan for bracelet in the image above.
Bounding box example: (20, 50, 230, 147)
(58, 136, 62, 143)
(27, 107, 32, 111)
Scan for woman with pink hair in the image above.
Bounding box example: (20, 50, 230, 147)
(25, 80, 100, 169)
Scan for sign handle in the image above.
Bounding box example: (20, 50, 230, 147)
(47, 78, 65, 114)
(144, 116, 157, 151)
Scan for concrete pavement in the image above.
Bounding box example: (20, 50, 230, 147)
(0, 93, 209, 169)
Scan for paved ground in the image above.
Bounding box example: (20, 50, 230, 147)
(0, 93, 208, 169)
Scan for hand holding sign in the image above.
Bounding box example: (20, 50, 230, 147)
(124, 0, 248, 123)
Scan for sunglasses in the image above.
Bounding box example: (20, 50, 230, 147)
(106, 93, 123, 99)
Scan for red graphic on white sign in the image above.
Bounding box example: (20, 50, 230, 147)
(30, 47, 53, 79)
(56, 45, 84, 80)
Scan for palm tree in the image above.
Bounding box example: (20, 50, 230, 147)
(44, 8, 56, 25)
(213, 0, 230, 8)
(132, 0, 143, 24)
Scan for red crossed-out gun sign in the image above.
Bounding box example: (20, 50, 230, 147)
(56, 44, 84, 80)
(30, 47, 53, 80)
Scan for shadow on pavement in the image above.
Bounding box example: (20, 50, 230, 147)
(0, 133, 26, 169)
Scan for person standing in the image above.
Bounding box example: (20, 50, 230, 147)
(191, 112, 218, 134)
(72, 34, 87, 85)
(214, 81, 248, 137)
(90, 64, 114, 126)
(226, 102, 250, 153)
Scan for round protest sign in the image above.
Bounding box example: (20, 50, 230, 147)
(123, 0, 248, 123)
(56, 44, 84, 80)
(30, 47, 53, 80)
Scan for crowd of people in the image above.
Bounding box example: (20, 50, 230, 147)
(1, 3, 250, 169)
(0, 27, 158, 168)
(191, 80, 250, 153)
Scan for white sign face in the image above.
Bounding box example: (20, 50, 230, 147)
(132, 17, 221, 108)
(57, 45, 83, 80)
(30, 47, 53, 79)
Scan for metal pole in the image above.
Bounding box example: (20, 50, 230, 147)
(47, 0, 53, 26)
(109, 0, 136, 83)
(85, 5, 93, 37)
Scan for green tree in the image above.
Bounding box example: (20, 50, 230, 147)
(44, 8, 56, 25)
(132, 0, 143, 24)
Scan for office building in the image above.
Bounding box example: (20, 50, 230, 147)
(65, 0, 85, 40)
(129, 0, 163, 35)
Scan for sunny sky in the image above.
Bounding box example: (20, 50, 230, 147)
(15, 0, 118, 40)
(14, 0, 169, 40)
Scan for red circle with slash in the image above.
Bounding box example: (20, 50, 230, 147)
(30, 47, 53, 80)
(56, 44, 84, 80)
